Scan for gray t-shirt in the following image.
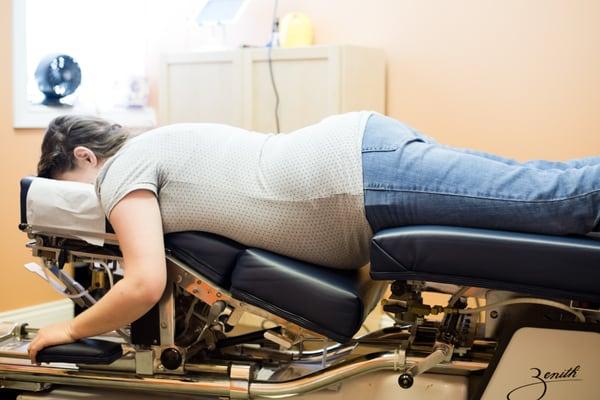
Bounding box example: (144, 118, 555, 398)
(95, 111, 373, 269)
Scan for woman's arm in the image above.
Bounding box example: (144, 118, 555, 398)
(28, 190, 166, 363)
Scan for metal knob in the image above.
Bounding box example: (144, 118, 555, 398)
(160, 347, 183, 370)
(398, 373, 414, 389)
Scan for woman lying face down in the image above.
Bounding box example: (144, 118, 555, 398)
(27, 112, 600, 363)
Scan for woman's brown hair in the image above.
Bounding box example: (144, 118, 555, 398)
(37, 115, 129, 178)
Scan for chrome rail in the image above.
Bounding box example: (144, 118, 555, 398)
(0, 350, 488, 399)
(249, 352, 404, 398)
(0, 362, 232, 397)
(0, 352, 404, 398)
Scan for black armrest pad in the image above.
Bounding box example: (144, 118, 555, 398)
(36, 338, 123, 364)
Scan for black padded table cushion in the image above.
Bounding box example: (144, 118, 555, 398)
(371, 226, 600, 303)
(231, 249, 387, 343)
(165, 231, 246, 288)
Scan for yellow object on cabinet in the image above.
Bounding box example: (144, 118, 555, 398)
(279, 12, 314, 48)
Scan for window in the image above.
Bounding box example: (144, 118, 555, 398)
(12, 0, 179, 128)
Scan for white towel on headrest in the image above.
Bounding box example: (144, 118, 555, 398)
(26, 178, 106, 246)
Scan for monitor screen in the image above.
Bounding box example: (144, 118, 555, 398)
(196, 0, 248, 25)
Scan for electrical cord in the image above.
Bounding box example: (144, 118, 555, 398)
(96, 261, 115, 288)
(267, 0, 280, 133)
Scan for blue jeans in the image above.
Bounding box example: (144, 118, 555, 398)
(362, 113, 600, 235)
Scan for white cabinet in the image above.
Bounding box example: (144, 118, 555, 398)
(159, 51, 244, 127)
(159, 45, 386, 132)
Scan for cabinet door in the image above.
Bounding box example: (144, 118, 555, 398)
(159, 52, 243, 126)
(243, 47, 340, 133)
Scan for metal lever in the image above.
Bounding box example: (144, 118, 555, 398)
(263, 330, 294, 349)
(398, 342, 453, 389)
(197, 300, 227, 342)
(186, 301, 227, 359)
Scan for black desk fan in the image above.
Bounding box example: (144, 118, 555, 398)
(35, 53, 81, 107)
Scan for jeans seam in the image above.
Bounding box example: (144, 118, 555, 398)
(362, 146, 398, 152)
(363, 186, 600, 204)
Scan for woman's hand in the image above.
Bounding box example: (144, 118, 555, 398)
(27, 320, 76, 364)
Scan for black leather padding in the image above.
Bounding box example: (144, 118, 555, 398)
(165, 231, 246, 288)
(371, 226, 600, 302)
(36, 339, 123, 364)
(20, 177, 35, 226)
(231, 249, 387, 343)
